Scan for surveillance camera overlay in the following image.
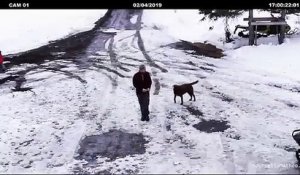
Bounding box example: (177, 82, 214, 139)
(0, 9, 300, 174)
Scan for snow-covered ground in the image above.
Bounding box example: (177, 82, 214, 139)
(0, 10, 107, 54)
(226, 38, 300, 82)
(143, 10, 300, 81)
(143, 10, 300, 48)
(1, 10, 300, 174)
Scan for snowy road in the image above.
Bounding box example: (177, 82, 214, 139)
(0, 10, 300, 174)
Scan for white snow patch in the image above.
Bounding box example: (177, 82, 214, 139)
(226, 35, 300, 81)
(142, 10, 300, 49)
(0, 10, 107, 54)
(130, 15, 138, 24)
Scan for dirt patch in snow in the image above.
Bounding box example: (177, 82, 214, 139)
(268, 83, 300, 94)
(211, 91, 234, 103)
(75, 130, 148, 162)
(169, 40, 225, 59)
(193, 119, 230, 133)
(186, 106, 204, 116)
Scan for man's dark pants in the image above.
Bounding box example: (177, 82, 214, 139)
(0, 64, 4, 73)
(137, 92, 150, 121)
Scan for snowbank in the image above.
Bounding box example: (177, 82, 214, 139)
(142, 10, 300, 49)
(226, 35, 300, 81)
(0, 10, 107, 54)
(142, 10, 226, 46)
(143, 10, 300, 81)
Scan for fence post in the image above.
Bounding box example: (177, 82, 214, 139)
(279, 10, 286, 44)
(249, 9, 255, 45)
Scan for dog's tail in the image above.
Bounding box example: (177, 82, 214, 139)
(189, 80, 199, 86)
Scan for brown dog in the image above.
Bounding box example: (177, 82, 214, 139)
(173, 80, 198, 105)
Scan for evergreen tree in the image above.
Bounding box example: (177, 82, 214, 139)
(199, 10, 245, 21)
(199, 10, 245, 43)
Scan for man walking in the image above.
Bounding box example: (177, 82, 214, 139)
(133, 65, 152, 122)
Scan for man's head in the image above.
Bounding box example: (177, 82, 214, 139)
(139, 64, 146, 73)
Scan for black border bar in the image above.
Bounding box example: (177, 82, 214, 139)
(1, 0, 300, 9)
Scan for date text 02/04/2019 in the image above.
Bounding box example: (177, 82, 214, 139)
(133, 3, 163, 8)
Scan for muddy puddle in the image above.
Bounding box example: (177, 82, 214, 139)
(75, 130, 148, 162)
(193, 119, 230, 133)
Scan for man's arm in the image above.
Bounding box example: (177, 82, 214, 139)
(133, 74, 137, 88)
(146, 72, 152, 89)
(0, 55, 3, 64)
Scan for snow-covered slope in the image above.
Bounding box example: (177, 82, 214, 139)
(226, 37, 300, 82)
(143, 10, 300, 81)
(143, 10, 300, 48)
(0, 10, 107, 54)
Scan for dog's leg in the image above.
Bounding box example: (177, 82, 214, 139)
(174, 95, 176, 103)
(180, 96, 183, 105)
(193, 94, 196, 101)
(188, 93, 193, 101)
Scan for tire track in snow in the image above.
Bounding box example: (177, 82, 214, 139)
(136, 33, 161, 95)
(151, 71, 161, 95)
(136, 30, 168, 73)
(135, 11, 167, 95)
(129, 17, 238, 171)
(73, 10, 145, 173)
(81, 30, 125, 90)
(72, 73, 119, 173)
(108, 37, 131, 72)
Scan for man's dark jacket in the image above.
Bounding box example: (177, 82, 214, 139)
(133, 71, 152, 95)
